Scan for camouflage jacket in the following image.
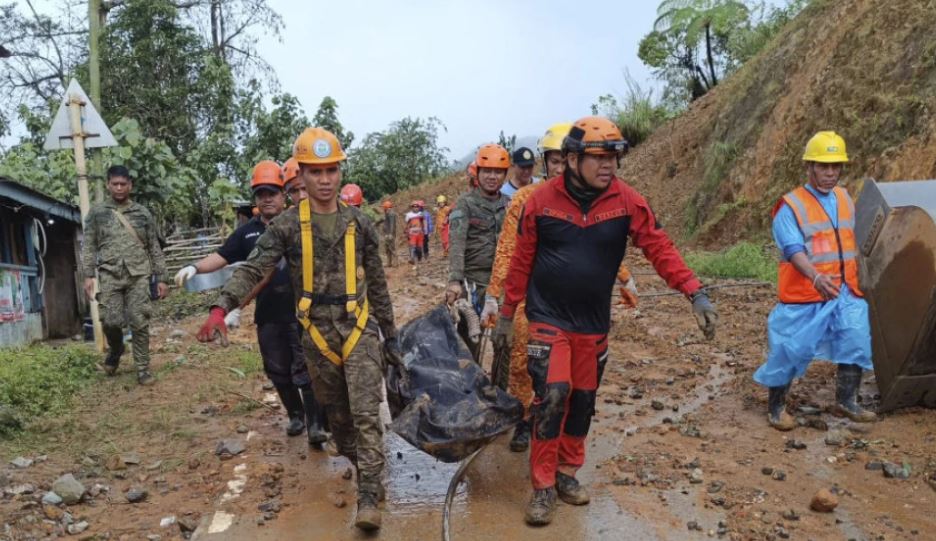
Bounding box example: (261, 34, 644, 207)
(374, 209, 397, 238)
(81, 200, 166, 281)
(215, 203, 397, 345)
(447, 189, 509, 285)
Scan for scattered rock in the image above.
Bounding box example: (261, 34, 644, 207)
(160, 516, 177, 528)
(782, 509, 800, 521)
(810, 488, 839, 512)
(761, 467, 774, 475)
(883, 462, 911, 480)
(169, 329, 186, 339)
(687, 520, 703, 531)
(342, 467, 353, 480)
(865, 460, 885, 471)
(120, 451, 142, 465)
(66, 521, 89, 535)
(262, 382, 275, 391)
(707, 481, 724, 494)
(772, 470, 787, 481)
(628, 388, 644, 399)
(42, 491, 63, 505)
(797, 406, 822, 415)
(215, 439, 246, 457)
(10, 456, 33, 468)
(188, 457, 201, 470)
(51, 474, 85, 505)
(258, 500, 281, 513)
(147, 535, 162, 541)
(236, 424, 249, 434)
(330, 492, 348, 508)
(125, 486, 148, 503)
(785, 439, 807, 450)
(178, 516, 199, 533)
(825, 430, 848, 447)
(88, 483, 110, 497)
(775, 525, 791, 539)
(689, 468, 704, 484)
(42, 504, 64, 521)
(805, 418, 829, 431)
(651, 400, 665, 411)
(8, 483, 36, 495)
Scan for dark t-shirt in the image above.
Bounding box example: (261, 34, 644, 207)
(217, 217, 294, 326)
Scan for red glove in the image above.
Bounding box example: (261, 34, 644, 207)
(197, 307, 228, 344)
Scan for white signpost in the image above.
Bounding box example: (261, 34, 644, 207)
(44, 79, 118, 352)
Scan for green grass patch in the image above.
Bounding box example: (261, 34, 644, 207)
(685, 241, 777, 283)
(155, 289, 212, 321)
(0, 344, 99, 434)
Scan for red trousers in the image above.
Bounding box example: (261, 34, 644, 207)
(440, 224, 450, 253)
(527, 322, 608, 490)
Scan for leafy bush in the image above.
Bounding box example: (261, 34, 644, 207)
(685, 241, 776, 282)
(592, 72, 678, 147)
(0, 345, 100, 431)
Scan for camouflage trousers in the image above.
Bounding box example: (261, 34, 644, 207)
(97, 267, 152, 372)
(302, 324, 385, 493)
(383, 235, 396, 267)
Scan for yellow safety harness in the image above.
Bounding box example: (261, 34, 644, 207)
(296, 199, 369, 365)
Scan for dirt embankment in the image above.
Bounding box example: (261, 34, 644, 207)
(619, 0, 936, 247)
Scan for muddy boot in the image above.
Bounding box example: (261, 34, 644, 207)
(354, 489, 381, 531)
(101, 329, 125, 376)
(555, 472, 590, 505)
(275, 384, 305, 436)
(524, 487, 558, 526)
(509, 418, 530, 452)
(832, 364, 877, 423)
(300, 386, 328, 445)
(137, 371, 155, 386)
(767, 384, 796, 431)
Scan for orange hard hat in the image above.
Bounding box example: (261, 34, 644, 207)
(563, 116, 629, 157)
(340, 183, 364, 206)
(282, 158, 300, 183)
(292, 127, 347, 165)
(466, 160, 478, 179)
(251, 207, 260, 216)
(381, 200, 393, 209)
(476, 144, 510, 170)
(250, 160, 284, 191)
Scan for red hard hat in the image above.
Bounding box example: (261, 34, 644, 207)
(339, 183, 364, 206)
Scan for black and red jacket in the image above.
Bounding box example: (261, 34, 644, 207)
(501, 176, 701, 335)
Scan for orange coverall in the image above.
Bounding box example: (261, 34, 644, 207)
(486, 183, 636, 414)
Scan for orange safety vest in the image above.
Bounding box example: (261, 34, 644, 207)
(772, 186, 863, 303)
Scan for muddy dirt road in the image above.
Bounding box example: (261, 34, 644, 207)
(2, 239, 935, 541)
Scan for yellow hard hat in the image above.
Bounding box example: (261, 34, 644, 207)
(538, 122, 573, 154)
(436, 194, 447, 205)
(292, 127, 347, 165)
(803, 131, 849, 163)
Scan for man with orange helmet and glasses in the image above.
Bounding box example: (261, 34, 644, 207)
(496, 116, 717, 525)
(196, 129, 400, 532)
(176, 161, 327, 445)
(446, 144, 511, 361)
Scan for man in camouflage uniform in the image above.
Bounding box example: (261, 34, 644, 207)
(377, 200, 397, 267)
(81, 165, 167, 385)
(197, 127, 400, 532)
(446, 144, 510, 360)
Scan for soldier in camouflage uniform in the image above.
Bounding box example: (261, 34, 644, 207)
(197, 128, 400, 533)
(376, 200, 397, 267)
(81, 165, 167, 385)
(446, 144, 510, 361)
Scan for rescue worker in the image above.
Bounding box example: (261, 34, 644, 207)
(447, 144, 511, 360)
(405, 201, 426, 268)
(466, 160, 479, 189)
(501, 146, 538, 198)
(435, 195, 452, 256)
(755, 131, 876, 431)
(483, 123, 638, 454)
(283, 158, 307, 204)
(196, 127, 401, 532)
(340, 183, 364, 208)
(420, 200, 434, 258)
(496, 116, 717, 526)
(81, 165, 167, 385)
(175, 161, 326, 444)
(378, 200, 397, 267)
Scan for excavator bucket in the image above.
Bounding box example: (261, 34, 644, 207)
(855, 179, 936, 412)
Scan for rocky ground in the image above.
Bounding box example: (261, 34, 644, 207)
(1, 232, 935, 541)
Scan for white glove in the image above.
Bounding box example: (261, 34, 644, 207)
(224, 308, 242, 329)
(480, 295, 499, 326)
(174, 265, 197, 288)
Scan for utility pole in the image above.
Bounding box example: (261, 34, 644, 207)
(88, 0, 104, 202)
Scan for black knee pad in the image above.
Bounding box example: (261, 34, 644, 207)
(564, 389, 597, 437)
(533, 382, 570, 440)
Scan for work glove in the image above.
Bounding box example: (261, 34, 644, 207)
(224, 308, 242, 329)
(197, 307, 228, 345)
(480, 295, 499, 327)
(382, 336, 403, 367)
(445, 281, 463, 305)
(492, 315, 514, 353)
(690, 291, 718, 340)
(618, 276, 639, 308)
(174, 265, 197, 288)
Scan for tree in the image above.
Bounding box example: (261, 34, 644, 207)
(345, 117, 449, 200)
(312, 96, 354, 151)
(497, 131, 517, 153)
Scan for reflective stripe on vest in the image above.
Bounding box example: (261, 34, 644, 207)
(297, 199, 369, 365)
(774, 186, 863, 303)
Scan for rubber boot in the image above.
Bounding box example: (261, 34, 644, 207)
(354, 476, 382, 532)
(767, 384, 796, 431)
(137, 371, 155, 386)
(833, 364, 878, 423)
(555, 472, 590, 505)
(274, 384, 305, 436)
(524, 487, 558, 526)
(299, 386, 328, 445)
(509, 418, 530, 452)
(101, 328, 124, 376)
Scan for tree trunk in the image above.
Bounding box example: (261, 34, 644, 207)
(210, 0, 220, 58)
(705, 23, 718, 87)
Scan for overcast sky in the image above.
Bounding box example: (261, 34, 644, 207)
(262, 0, 662, 160)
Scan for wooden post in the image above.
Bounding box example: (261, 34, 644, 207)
(69, 95, 105, 353)
(88, 0, 104, 203)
